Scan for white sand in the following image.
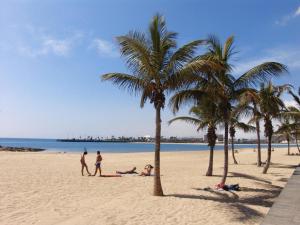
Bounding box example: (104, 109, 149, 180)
(0, 147, 299, 225)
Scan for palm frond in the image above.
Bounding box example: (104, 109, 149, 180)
(234, 62, 288, 88)
(222, 35, 236, 61)
(101, 73, 148, 96)
(288, 90, 300, 107)
(165, 40, 206, 74)
(117, 32, 154, 77)
(168, 116, 201, 126)
(235, 122, 256, 132)
(169, 89, 207, 113)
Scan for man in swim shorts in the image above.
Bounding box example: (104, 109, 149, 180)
(93, 151, 102, 176)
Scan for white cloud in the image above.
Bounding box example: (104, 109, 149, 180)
(19, 38, 72, 57)
(91, 38, 118, 57)
(276, 6, 300, 26)
(233, 47, 300, 74)
(7, 25, 85, 58)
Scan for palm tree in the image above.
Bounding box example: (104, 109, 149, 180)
(287, 88, 300, 153)
(287, 107, 300, 153)
(101, 14, 215, 196)
(239, 90, 263, 166)
(169, 99, 220, 176)
(275, 117, 293, 155)
(229, 111, 255, 164)
(257, 82, 290, 174)
(170, 35, 287, 184)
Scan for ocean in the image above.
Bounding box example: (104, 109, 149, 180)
(0, 138, 294, 153)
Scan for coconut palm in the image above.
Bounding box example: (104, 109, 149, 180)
(287, 107, 300, 153)
(287, 88, 300, 152)
(239, 90, 264, 166)
(275, 117, 293, 155)
(169, 99, 220, 176)
(257, 82, 291, 174)
(101, 14, 216, 196)
(170, 35, 287, 184)
(229, 111, 255, 164)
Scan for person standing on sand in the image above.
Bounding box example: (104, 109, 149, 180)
(80, 151, 91, 176)
(93, 151, 102, 176)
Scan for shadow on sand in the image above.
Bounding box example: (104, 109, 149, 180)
(167, 172, 284, 223)
(269, 163, 298, 169)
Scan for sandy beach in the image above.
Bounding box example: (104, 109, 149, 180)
(0, 147, 299, 225)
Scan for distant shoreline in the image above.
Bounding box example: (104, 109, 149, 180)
(0, 146, 45, 152)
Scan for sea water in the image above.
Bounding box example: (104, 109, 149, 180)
(0, 138, 294, 153)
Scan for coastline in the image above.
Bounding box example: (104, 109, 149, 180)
(1, 147, 299, 225)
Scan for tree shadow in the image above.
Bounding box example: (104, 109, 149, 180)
(167, 182, 283, 223)
(167, 192, 263, 222)
(277, 178, 288, 182)
(210, 174, 235, 178)
(269, 163, 298, 169)
(229, 172, 272, 184)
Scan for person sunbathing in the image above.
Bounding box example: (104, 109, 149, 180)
(116, 167, 138, 174)
(139, 164, 153, 176)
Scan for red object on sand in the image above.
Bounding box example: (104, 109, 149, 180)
(215, 182, 225, 189)
(100, 174, 122, 177)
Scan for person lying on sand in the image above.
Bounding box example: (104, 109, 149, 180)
(139, 164, 154, 176)
(93, 151, 102, 177)
(80, 151, 91, 176)
(116, 167, 138, 174)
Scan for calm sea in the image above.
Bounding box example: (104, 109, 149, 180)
(0, 138, 293, 153)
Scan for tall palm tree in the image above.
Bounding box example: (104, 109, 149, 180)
(275, 117, 293, 155)
(101, 14, 215, 196)
(239, 90, 263, 166)
(229, 111, 255, 164)
(287, 106, 300, 153)
(169, 99, 220, 176)
(287, 88, 300, 153)
(170, 35, 287, 184)
(257, 82, 290, 174)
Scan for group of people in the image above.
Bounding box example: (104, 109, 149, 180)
(80, 150, 102, 176)
(80, 150, 154, 177)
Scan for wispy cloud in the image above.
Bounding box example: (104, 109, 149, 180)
(91, 38, 119, 57)
(19, 38, 72, 57)
(3, 25, 84, 58)
(233, 47, 300, 74)
(275, 6, 300, 26)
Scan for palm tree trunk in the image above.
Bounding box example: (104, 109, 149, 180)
(221, 122, 229, 184)
(206, 145, 214, 176)
(231, 135, 238, 164)
(153, 106, 164, 196)
(287, 137, 290, 155)
(263, 134, 272, 174)
(295, 132, 300, 153)
(256, 119, 262, 167)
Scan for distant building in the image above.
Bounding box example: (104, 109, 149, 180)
(217, 134, 223, 142)
(204, 134, 223, 143)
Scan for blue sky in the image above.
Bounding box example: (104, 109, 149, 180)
(0, 0, 299, 139)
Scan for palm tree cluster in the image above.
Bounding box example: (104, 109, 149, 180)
(101, 14, 291, 196)
(280, 88, 300, 155)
